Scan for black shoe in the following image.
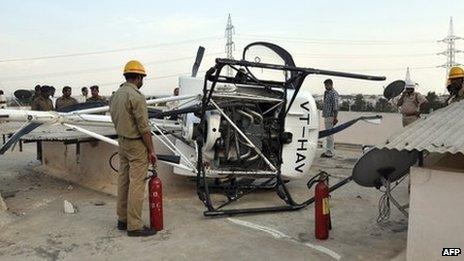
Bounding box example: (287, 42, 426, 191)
(117, 220, 127, 231)
(320, 153, 333, 158)
(127, 226, 157, 237)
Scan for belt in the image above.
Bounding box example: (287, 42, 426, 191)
(119, 136, 142, 140)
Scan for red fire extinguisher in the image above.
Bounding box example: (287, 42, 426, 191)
(313, 172, 331, 240)
(148, 169, 163, 231)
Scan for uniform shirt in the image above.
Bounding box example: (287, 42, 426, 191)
(449, 84, 464, 104)
(31, 96, 54, 111)
(110, 82, 150, 139)
(87, 95, 107, 104)
(399, 92, 427, 116)
(56, 96, 78, 110)
(322, 89, 339, 118)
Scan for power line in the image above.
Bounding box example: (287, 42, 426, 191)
(294, 52, 436, 59)
(0, 36, 221, 63)
(0, 52, 222, 81)
(98, 70, 207, 87)
(236, 34, 436, 45)
(330, 66, 436, 72)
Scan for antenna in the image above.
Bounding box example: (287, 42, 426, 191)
(225, 14, 235, 77)
(438, 17, 462, 84)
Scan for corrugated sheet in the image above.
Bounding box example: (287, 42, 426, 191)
(0, 122, 116, 141)
(378, 100, 464, 154)
(23, 124, 116, 141)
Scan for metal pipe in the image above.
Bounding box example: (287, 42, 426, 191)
(212, 94, 283, 102)
(236, 109, 254, 123)
(263, 101, 284, 115)
(239, 149, 251, 159)
(245, 108, 263, 123)
(215, 58, 386, 81)
(150, 122, 196, 171)
(210, 99, 277, 172)
(64, 94, 199, 115)
(246, 153, 259, 161)
(206, 170, 277, 175)
(62, 123, 119, 146)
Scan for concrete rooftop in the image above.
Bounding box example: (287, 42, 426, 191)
(0, 145, 408, 261)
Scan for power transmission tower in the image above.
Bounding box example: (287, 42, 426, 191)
(438, 17, 462, 81)
(225, 14, 235, 77)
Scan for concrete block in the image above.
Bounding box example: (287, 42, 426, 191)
(63, 200, 76, 214)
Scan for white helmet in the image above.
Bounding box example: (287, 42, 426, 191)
(404, 67, 417, 89)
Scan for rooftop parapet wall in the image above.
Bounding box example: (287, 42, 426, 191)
(319, 111, 403, 146)
(39, 138, 192, 197)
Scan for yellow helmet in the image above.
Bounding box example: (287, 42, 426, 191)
(448, 66, 464, 79)
(123, 60, 146, 76)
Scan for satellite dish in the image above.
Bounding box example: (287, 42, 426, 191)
(14, 89, 33, 101)
(352, 148, 418, 188)
(383, 80, 405, 100)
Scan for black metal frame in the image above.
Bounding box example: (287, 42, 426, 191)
(194, 58, 384, 217)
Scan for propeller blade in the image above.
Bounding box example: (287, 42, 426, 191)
(56, 101, 107, 112)
(362, 117, 382, 125)
(192, 46, 205, 77)
(156, 154, 180, 164)
(318, 115, 382, 138)
(0, 122, 42, 154)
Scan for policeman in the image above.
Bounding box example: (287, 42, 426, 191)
(31, 86, 54, 111)
(110, 60, 157, 237)
(55, 86, 78, 110)
(87, 85, 107, 104)
(447, 66, 464, 104)
(31, 85, 41, 102)
(397, 69, 428, 127)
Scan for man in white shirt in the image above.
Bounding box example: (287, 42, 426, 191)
(76, 87, 88, 103)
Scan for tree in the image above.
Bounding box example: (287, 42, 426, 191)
(375, 98, 394, 112)
(366, 103, 375, 112)
(424, 91, 445, 112)
(351, 94, 367, 111)
(340, 100, 350, 111)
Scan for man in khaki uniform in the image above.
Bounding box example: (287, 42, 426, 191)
(56, 86, 78, 110)
(110, 60, 157, 237)
(31, 86, 54, 111)
(397, 69, 428, 127)
(447, 66, 464, 104)
(87, 85, 107, 104)
(31, 85, 41, 102)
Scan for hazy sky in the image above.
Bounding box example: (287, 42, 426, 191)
(0, 0, 462, 96)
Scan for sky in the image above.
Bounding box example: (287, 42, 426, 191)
(0, 0, 463, 97)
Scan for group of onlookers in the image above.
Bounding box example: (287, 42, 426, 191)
(30, 85, 107, 111)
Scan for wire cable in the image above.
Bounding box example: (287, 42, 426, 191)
(0, 36, 222, 63)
